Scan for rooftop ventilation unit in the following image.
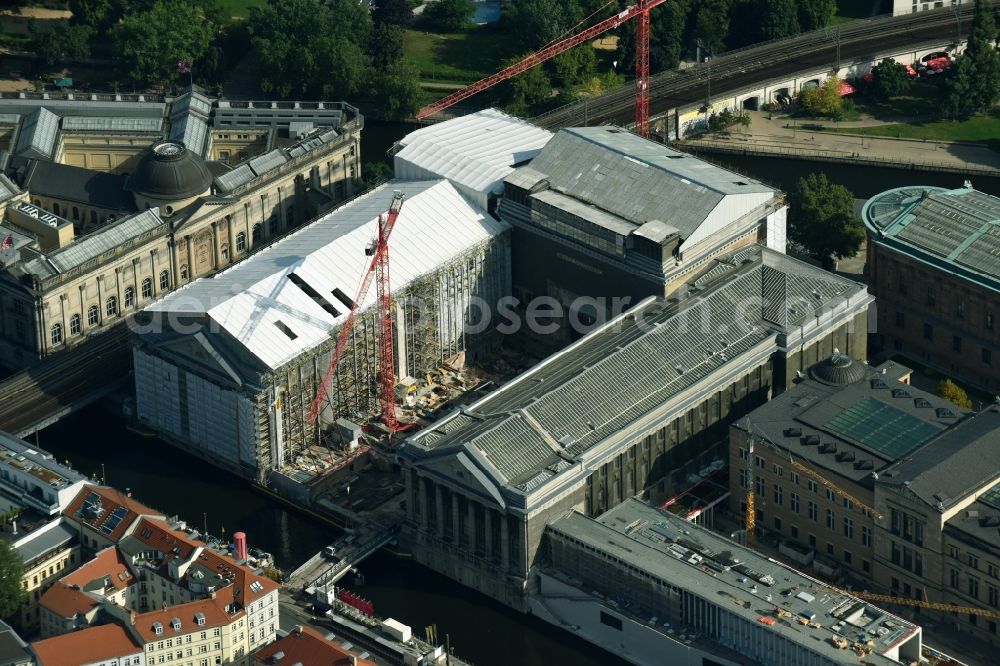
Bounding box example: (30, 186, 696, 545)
(784, 427, 802, 438)
(891, 388, 911, 398)
(936, 407, 957, 418)
(853, 459, 874, 471)
(801, 435, 820, 446)
(819, 442, 837, 454)
(835, 450, 855, 462)
(914, 398, 932, 409)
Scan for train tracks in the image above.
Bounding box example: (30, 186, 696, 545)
(0, 324, 131, 436)
(535, 3, 989, 129)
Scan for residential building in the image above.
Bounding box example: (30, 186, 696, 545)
(0, 430, 88, 633)
(131, 179, 511, 484)
(392, 108, 552, 211)
(37, 485, 280, 663)
(538, 498, 922, 666)
(32, 623, 144, 666)
(0, 620, 34, 666)
(892, 0, 966, 15)
(862, 184, 1000, 391)
(0, 87, 363, 368)
(399, 245, 871, 611)
(253, 625, 375, 666)
(498, 126, 786, 347)
(727, 355, 962, 582)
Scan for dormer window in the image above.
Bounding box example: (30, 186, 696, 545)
(195, 612, 206, 626)
(153, 622, 163, 635)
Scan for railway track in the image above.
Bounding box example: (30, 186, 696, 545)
(535, 3, 989, 129)
(0, 324, 131, 436)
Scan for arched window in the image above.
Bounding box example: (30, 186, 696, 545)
(180, 265, 188, 280)
(50, 323, 62, 345)
(88, 305, 99, 326)
(90, 210, 97, 225)
(236, 232, 246, 253)
(268, 216, 279, 235)
(124, 286, 135, 308)
(106, 295, 118, 317)
(252, 224, 262, 243)
(159, 270, 170, 290)
(72, 206, 79, 220)
(141, 277, 153, 299)
(52, 202, 60, 216)
(69, 314, 81, 335)
(221, 244, 229, 261)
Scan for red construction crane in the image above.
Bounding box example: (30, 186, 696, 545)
(308, 192, 406, 430)
(414, 0, 666, 137)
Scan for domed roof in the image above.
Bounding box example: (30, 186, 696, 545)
(810, 352, 868, 386)
(127, 140, 212, 201)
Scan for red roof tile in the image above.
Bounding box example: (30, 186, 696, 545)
(33, 623, 142, 666)
(39, 582, 100, 619)
(254, 625, 376, 666)
(63, 485, 163, 542)
(132, 597, 234, 642)
(61, 546, 133, 592)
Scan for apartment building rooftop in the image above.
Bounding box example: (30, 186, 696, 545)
(32, 622, 142, 666)
(254, 625, 376, 666)
(0, 429, 86, 491)
(862, 184, 1000, 292)
(548, 498, 921, 664)
(64, 485, 163, 541)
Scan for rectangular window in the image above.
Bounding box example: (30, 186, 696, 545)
(772, 463, 783, 477)
(844, 550, 852, 565)
(808, 479, 818, 493)
(789, 471, 799, 485)
(923, 323, 933, 341)
(950, 545, 960, 560)
(826, 508, 835, 529)
(891, 541, 901, 565)
(970, 577, 980, 599)
(773, 484, 783, 506)
(863, 559, 871, 574)
(791, 525, 799, 540)
(970, 554, 980, 570)
(843, 517, 853, 539)
(984, 348, 992, 366)
(951, 569, 960, 589)
(862, 526, 872, 547)
(990, 586, 999, 608)
(774, 516, 782, 531)
(808, 501, 818, 522)
(891, 509, 901, 535)
(599, 611, 623, 631)
(790, 493, 800, 514)
(755, 477, 764, 497)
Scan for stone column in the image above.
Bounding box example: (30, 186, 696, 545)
(211, 221, 220, 269)
(78, 285, 86, 330)
(114, 267, 123, 315)
(184, 235, 193, 281)
(434, 483, 445, 539)
(467, 501, 476, 553)
(96, 276, 104, 325)
(226, 215, 234, 263)
(484, 509, 493, 561)
(451, 493, 460, 545)
(150, 249, 158, 296)
(500, 514, 509, 571)
(418, 477, 429, 532)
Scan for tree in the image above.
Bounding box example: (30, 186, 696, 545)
(695, 0, 728, 54)
(30, 21, 93, 71)
(551, 45, 596, 88)
(869, 58, 910, 100)
(249, 0, 371, 98)
(941, 54, 980, 119)
(0, 540, 25, 620)
(946, 0, 1000, 115)
(756, 0, 799, 42)
(799, 77, 843, 117)
(797, 0, 836, 31)
(371, 0, 413, 27)
(370, 22, 405, 72)
(788, 173, 864, 260)
(937, 378, 973, 409)
(502, 54, 552, 116)
(966, 0, 998, 62)
(422, 0, 475, 32)
(503, 0, 583, 52)
(111, 0, 214, 85)
(371, 59, 422, 119)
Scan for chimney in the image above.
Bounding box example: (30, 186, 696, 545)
(234, 532, 248, 562)
(10, 520, 16, 535)
(292, 625, 303, 636)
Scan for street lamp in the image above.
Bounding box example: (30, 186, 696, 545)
(697, 38, 715, 111)
(952, 0, 963, 46)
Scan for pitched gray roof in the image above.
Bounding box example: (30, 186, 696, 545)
(15, 107, 59, 159)
(519, 127, 773, 239)
(61, 116, 163, 133)
(407, 247, 866, 492)
(24, 160, 135, 212)
(879, 406, 1000, 510)
(22, 209, 164, 277)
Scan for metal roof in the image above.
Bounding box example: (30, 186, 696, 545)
(15, 106, 59, 159)
(14, 520, 76, 564)
(171, 89, 213, 120)
(517, 127, 774, 239)
(62, 116, 163, 133)
(170, 115, 209, 156)
(22, 209, 164, 277)
(145, 180, 508, 370)
(394, 109, 552, 206)
(248, 149, 287, 176)
(862, 185, 1000, 292)
(547, 499, 921, 663)
(408, 247, 867, 492)
(214, 163, 255, 192)
(0, 113, 19, 124)
(0, 98, 165, 118)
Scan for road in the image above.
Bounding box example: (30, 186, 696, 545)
(534, 3, 985, 130)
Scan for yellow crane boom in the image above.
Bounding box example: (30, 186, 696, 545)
(788, 459, 884, 519)
(836, 590, 1000, 621)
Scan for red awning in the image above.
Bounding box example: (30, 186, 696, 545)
(838, 81, 856, 97)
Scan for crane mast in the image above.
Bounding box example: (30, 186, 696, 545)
(415, 0, 666, 137)
(308, 192, 406, 430)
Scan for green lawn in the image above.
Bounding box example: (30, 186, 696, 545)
(403, 27, 518, 85)
(840, 115, 1000, 144)
(216, 0, 266, 18)
(830, 0, 879, 24)
(852, 80, 941, 119)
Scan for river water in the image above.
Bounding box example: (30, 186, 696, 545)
(31, 122, 995, 666)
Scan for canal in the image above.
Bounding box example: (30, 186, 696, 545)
(40, 408, 628, 666)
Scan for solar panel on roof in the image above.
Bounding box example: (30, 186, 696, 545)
(824, 397, 941, 459)
(981, 482, 1000, 510)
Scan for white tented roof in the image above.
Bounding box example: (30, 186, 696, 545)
(393, 109, 552, 209)
(148, 180, 508, 370)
